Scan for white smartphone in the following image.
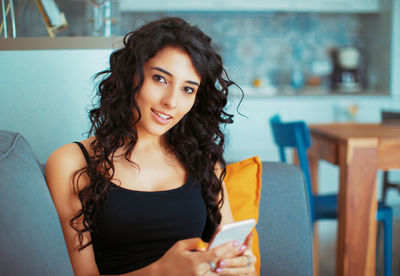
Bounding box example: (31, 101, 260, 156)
(208, 219, 256, 249)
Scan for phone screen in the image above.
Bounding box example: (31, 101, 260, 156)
(208, 219, 256, 249)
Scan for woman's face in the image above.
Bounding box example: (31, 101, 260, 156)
(134, 46, 201, 139)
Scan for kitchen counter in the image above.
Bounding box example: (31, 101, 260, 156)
(234, 85, 390, 98)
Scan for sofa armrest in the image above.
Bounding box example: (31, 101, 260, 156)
(0, 130, 74, 276)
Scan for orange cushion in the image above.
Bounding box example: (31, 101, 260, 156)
(224, 156, 262, 275)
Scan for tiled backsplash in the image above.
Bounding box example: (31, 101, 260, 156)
(120, 12, 364, 87)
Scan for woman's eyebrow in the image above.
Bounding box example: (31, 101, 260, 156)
(151, 66, 172, 76)
(150, 66, 199, 87)
(186, 80, 199, 86)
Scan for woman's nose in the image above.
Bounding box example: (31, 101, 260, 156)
(161, 87, 178, 109)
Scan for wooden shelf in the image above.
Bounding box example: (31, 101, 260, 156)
(0, 36, 124, 50)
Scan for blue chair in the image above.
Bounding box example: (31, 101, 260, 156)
(269, 115, 393, 276)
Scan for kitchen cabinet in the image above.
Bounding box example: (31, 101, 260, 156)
(119, 0, 380, 13)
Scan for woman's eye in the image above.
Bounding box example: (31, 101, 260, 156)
(153, 74, 167, 84)
(183, 87, 195, 94)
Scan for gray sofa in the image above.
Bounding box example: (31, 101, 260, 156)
(0, 130, 313, 276)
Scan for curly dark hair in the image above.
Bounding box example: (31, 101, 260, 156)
(71, 17, 239, 250)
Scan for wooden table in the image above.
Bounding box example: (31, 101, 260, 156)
(308, 123, 400, 276)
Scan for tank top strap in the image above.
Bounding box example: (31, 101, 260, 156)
(73, 141, 91, 165)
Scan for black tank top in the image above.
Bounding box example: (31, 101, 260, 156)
(74, 142, 207, 275)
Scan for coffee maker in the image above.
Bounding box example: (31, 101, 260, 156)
(330, 47, 366, 92)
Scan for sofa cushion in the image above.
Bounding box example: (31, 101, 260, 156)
(225, 156, 262, 275)
(0, 131, 74, 276)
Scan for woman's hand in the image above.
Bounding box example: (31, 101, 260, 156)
(215, 232, 257, 276)
(152, 237, 243, 276)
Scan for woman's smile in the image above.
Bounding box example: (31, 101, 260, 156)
(151, 108, 173, 124)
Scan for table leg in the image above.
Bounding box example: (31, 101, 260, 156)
(336, 139, 378, 276)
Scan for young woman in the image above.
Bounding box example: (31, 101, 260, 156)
(46, 17, 256, 276)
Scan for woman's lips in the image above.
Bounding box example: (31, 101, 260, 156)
(151, 108, 172, 124)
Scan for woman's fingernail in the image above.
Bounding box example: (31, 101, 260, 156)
(219, 260, 227, 267)
(232, 241, 239, 247)
(240, 245, 247, 252)
(215, 267, 223, 273)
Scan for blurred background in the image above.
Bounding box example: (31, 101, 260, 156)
(1, 0, 400, 275)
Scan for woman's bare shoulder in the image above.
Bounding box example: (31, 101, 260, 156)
(47, 140, 87, 168)
(45, 137, 95, 189)
(48, 137, 94, 162)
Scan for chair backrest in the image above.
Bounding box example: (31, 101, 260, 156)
(258, 162, 313, 276)
(381, 110, 400, 125)
(269, 115, 315, 222)
(0, 131, 74, 276)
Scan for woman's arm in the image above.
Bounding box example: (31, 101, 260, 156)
(220, 181, 235, 225)
(46, 143, 102, 276)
